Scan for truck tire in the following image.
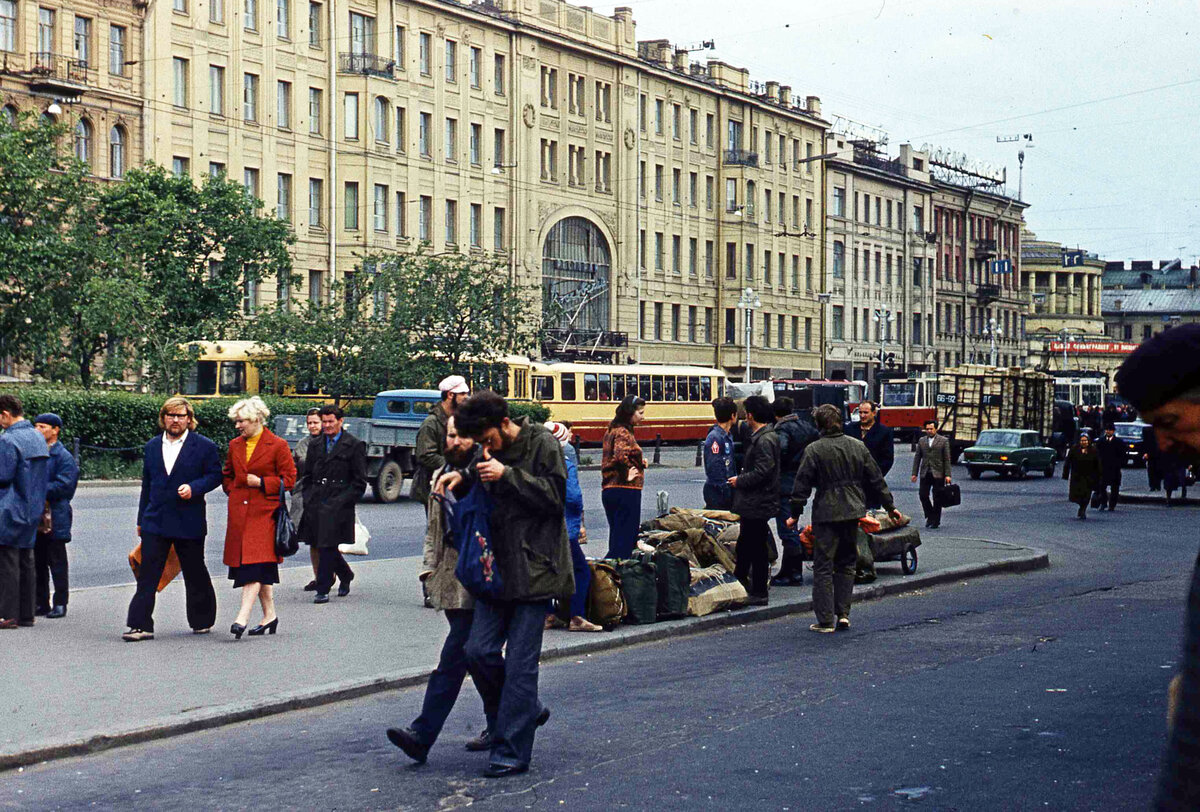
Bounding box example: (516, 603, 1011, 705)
(372, 460, 404, 503)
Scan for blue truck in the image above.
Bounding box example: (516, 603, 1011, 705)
(273, 388, 440, 503)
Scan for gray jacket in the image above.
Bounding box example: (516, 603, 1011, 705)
(913, 434, 953, 480)
(790, 427, 895, 523)
(411, 403, 449, 505)
(731, 424, 781, 520)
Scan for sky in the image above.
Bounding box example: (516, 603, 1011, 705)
(593, 0, 1199, 264)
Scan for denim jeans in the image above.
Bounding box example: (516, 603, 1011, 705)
(411, 608, 494, 748)
(465, 599, 547, 768)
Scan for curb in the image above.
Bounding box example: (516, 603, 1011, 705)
(0, 546, 1048, 772)
(1119, 493, 1200, 506)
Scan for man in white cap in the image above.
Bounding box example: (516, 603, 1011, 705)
(412, 375, 470, 510)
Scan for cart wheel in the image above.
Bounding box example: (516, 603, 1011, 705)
(901, 545, 918, 575)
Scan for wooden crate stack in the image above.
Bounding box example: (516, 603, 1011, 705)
(936, 365, 1053, 443)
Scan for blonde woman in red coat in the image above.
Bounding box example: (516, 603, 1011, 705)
(222, 397, 297, 639)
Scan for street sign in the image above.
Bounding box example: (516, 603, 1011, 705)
(935, 392, 957, 405)
(981, 394, 1002, 406)
(1063, 251, 1084, 267)
(991, 258, 1013, 274)
(1048, 341, 1136, 354)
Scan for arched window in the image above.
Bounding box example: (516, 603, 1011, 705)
(373, 96, 388, 143)
(109, 125, 126, 178)
(542, 216, 611, 335)
(73, 118, 92, 169)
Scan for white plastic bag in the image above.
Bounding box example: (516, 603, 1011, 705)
(339, 520, 370, 556)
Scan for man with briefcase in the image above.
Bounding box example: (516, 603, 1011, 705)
(912, 419, 954, 529)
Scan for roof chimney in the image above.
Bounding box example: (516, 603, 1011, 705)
(765, 81, 779, 102)
(779, 85, 791, 106)
(672, 50, 688, 72)
(805, 95, 821, 116)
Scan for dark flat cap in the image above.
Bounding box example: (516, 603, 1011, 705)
(1115, 324, 1200, 412)
(34, 412, 62, 428)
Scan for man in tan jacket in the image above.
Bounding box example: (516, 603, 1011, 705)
(911, 419, 953, 529)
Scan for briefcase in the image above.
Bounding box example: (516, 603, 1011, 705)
(935, 482, 962, 509)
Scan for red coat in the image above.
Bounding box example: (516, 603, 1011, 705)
(223, 429, 297, 567)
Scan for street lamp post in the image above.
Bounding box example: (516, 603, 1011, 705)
(738, 286, 761, 383)
(873, 307, 895, 383)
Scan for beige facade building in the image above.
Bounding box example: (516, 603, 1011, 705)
(142, 0, 827, 377)
(0, 0, 143, 179)
(1021, 232, 1113, 375)
(823, 137, 936, 386)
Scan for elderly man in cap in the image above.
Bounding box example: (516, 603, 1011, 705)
(33, 414, 78, 619)
(0, 394, 50, 628)
(413, 375, 471, 510)
(1115, 324, 1200, 809)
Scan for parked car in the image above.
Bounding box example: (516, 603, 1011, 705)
(1114, 421, 1149, 467)
(963, 429, 1057, 480)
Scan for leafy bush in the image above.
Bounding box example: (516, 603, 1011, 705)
(510, 401, 550, 424)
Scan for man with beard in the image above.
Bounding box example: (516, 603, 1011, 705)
(1114, 324, 1200, 809)
(436, 391, 572, 778)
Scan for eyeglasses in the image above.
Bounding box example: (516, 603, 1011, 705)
(164, 413, 190, 420)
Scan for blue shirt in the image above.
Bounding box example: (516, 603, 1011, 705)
(703, 424, 735, 487)
(0, 420, 50, 549)
(325, 430, 343, 454)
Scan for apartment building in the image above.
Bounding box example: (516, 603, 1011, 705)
(143, 0, 826, 376)
(931, 172, 1029, 370)
(822, 137, 936, 386)
(0, 0, 143, 178)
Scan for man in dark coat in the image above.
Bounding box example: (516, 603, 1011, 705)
(729, 395, 781, 605)
(1094, 424, 1125, 512)
(33, 413, 78, 618)
(789, 404, 900, 633)
(446, 391, 572, 778)
(844, 400, 895, 505)
(772, 397, 817, 587)
(1112, 324, 1200, 809)
(1143, 424, 1164, 491)
(702, 397, 737, 510)
(412, 375, 470, 508)
(124, 397, 222, 641)
(0, 394, 50, 629)
(302, 405, 368, 604)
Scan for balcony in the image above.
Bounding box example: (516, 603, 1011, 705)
(973, 237, 998, 260)
(723, 149, 759, 168)
(28, 52, 94, 96)
(977, 283, 1001, 304)
(338, 52, 395, 79)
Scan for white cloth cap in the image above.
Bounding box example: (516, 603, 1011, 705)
(438, 375, 469, 394)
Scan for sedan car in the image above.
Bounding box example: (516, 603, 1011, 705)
(963, 429, 1057, 480)
(1113, 421, 1149, 467)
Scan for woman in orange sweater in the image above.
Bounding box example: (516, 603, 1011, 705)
(600, 396, 646, 559)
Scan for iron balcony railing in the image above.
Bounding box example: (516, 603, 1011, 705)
(974, 238, 998, 259)
(28, 52, 94, 88)
(723, 149, 759, 168)
(338, 52, 395, 79)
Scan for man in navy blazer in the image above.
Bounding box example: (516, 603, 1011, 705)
(123, 397, 223, 641)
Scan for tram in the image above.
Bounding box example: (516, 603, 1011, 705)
(877, 372, 940, 439)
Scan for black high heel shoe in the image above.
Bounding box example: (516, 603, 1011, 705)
(248, 618, 279, 636)
(230, 622, 246, 639)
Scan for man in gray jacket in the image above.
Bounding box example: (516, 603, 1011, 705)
(789, 404, 900, 633)
(911, 418, 953, 529)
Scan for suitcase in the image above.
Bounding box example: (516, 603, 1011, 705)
(650, 551, 690, 620)
(616, 557, 659, 625)
(935, 482, 962, 508)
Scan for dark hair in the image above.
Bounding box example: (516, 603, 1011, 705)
(814, 404, 842, 432)
(318, 405, 344, 419)
(305, 407, 322, 417)
(744, 395, 774, 424)
(860, 400, 877, 413)
(609, 395, 646, 431)
(923, 418, 937, 428)
(0, 394, 23, 417)
(772, 396, 794, 418)
(560, 419, 573, 430)
(711, 396, 737, 423)
(456, 390, 510, 438)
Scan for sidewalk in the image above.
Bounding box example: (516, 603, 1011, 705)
(1119, 488, 1200, 506)
(0, 535, 1048, 771)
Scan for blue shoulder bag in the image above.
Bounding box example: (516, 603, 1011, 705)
(447, 484, 505, 599)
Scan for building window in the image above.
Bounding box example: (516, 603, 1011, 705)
(725, 242, 737, 280)
(539, 139, 557, 181)
(444, 199, 457, 244)
(395, 106, 406, 151)
(373, 183, 387, 231)
(832, 241, 845, 278)
(595, 150, 611, 192)
(493, 207, 506, 251)
(705, 241, 714, 279)
(308, 270, 323, 303)
(567, 73, 583, 115)
(172, 57, 189, 107)
(688, 238, 698, 277)
(654, 302, 663, 340)
(540, 66, 557, 109)
(244, 0, 257, 30)
(74, 16, 91, 65)
(209, 65, 225, 115)
(173, 156, 190, 178)
(418, 112, 431, 156)
(672, 304, 681, 341)
(308, 178, 322, 227)
(344, 181, 359, 230)
(0, 0, 15, 52)
(277, 80, 291, 129)
(671, 168, 680, 204)
(639, 94, 646, 132)
(308, 2, 320, 46)
(37, 9, 53, 56)
(243, 277, 257, 314)
(805, 317, 813, 351)
(654, 232, 664, 271)
(832, 306, 844, 340)
(672, 235, 681, 274)
(276, 0, 288, 38)
(493, 128, 505, 167)
(469, 122, 481, 165)
(393, 25, 404, 64)
(243, 73, 259, 122)
(806, 257, 813, 292)
(725, 309, 736, 344)
(595, 81, 611, 122)
(276, 173, 291, 221)
(418, 32, 431, 75)
(108, 25, 126, 75)
(913, 205, 924, 233)
(418, 195, 431, 240)
(725, 178, 737, 211)
(344, 92, 358, 138)
(108, 126, 125, 177)
(494, 54, 505, 94)
(444, 39, 456, 83)
(349, 12, 373, 55)
(469, 203, 481, 247)
(444, 117, 456, 161)
(308, 87, 321, 133)
(73, 118, 92, 169)
(654, 98, 663, 135)
(207, 161, 224, 177)
(372, 96, 387, 142)
(832, 187, 846, 217)
(469, 46, 480, 88)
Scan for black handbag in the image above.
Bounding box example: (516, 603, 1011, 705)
(1089, 490, 1104, 509)
(274, 482, 300, 558)
(935, 482, 962, 509)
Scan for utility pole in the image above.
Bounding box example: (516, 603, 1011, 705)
(738, 287, 761, 382)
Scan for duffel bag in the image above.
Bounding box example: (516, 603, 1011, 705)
(586, 560, 627, 628)
(617, 556, 659, 624)
(651, 550, 690, 620)
(687, 565, 748, 617)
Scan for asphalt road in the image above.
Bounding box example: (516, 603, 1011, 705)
(8, 451, 1192, 810)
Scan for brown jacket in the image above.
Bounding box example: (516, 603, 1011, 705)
(421, 470, 474, 611)
(601, 426, 645, 490)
